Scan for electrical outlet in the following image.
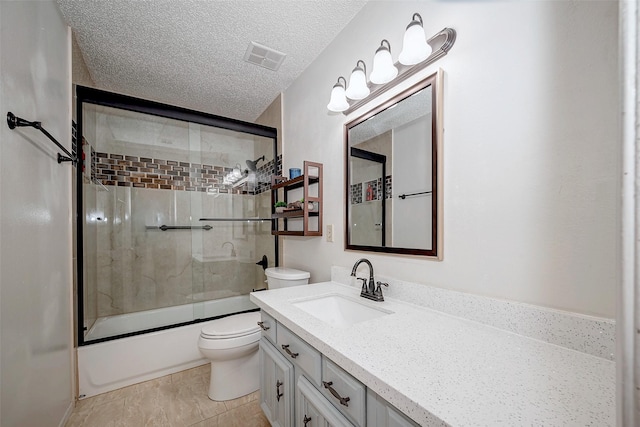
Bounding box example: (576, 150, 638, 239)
(326, 224, 334, 242)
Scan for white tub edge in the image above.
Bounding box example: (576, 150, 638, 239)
(78, 321, 209, 398)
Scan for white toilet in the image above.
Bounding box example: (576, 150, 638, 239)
(197, 267, 310, 401)
(265, 267, 311, 288)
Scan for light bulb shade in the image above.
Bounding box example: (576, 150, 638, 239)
(399, 13, 432, 65)
(370, 40, 398, 85)
(327, 77, 349, 112)
(345, 60, 370, 100)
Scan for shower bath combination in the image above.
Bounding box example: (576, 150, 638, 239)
(75, 86, 279, 397)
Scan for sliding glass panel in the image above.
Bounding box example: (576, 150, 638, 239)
(78, 93, 277, 344)
(189, 124, 276, 320)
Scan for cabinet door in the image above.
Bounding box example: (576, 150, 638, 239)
(260, 338, 294, 427)
(366, 389, 420, 427)
(297, 376, 354, 427)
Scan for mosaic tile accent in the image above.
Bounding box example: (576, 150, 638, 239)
(72, 121, 77, 159)
(350, 175, 392, 204)
(350, 183, 362, 204)
(385, 175, 392, 199)
(93, 152, 280, 195)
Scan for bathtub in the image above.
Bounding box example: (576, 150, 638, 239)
(78, 295, 258, 398)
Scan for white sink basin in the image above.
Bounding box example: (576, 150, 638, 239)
(291, 293, 392, 327)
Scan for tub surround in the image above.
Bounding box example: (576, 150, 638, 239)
(250, 272, 615, 426)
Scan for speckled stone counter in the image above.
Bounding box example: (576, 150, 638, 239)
(250, 281, 615, 426)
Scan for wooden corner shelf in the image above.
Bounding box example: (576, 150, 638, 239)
(271, 161, 323, 236)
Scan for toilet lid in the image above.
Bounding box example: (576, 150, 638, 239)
(200, 311, 261, 339)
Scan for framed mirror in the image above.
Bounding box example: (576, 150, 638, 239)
(345, 70, 442, 258)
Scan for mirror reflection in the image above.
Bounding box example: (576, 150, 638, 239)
(345, 71, 440, 257)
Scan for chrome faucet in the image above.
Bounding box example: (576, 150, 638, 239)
(350, 258, 388, 302)
(221, 241, 236, 257)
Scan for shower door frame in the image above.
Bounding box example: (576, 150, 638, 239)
(75, 85, 279, 346)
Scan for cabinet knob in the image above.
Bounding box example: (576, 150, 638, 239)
(303, 415, 312, 426)
(276, 380, 283, 402)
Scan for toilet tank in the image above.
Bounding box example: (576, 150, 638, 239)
(265, 267, 310, 289)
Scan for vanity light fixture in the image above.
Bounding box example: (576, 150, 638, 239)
(370, 40, 398, 85)
(327, 76, 349, 112)
(325, 12, 456, 115)
(398, 13, 432, 65)
(345, 60, 370, 100)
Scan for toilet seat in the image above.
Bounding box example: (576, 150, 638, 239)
(200, 311, 260, 338)
(199, 311, 261, 350)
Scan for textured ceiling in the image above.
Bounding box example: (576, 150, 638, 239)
(56, 0, 368, 122)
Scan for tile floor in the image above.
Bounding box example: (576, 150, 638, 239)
(64, 364, 270, 427)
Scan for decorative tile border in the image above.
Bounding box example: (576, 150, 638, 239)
(332, 266, 615, 360)
(91, 152, 281, 195)
(350, 175, 393, 205)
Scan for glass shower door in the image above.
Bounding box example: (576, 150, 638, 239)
(189, 122, 276, 320)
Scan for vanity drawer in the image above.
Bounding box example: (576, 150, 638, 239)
(258, 311, 277, 345)
(276, 324, 322, 385)
(321, 357, 366, 427)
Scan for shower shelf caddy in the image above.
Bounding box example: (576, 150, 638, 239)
(271, 161, 323, 236)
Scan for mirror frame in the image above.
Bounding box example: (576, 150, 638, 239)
(344, 70, 443, 258)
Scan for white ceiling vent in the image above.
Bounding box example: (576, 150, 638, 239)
(243, 41, 287, 71)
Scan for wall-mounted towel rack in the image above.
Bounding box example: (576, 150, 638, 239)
(398, 190, 432, 200)
(6, 112, 76, 164)
(146, 225, 213, 231)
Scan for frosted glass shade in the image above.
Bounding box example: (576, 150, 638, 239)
(327, 82, 349, 112)
(399, 17, 431, 65)
(370, 43, 398, 85)
(345, 65, 370, 100)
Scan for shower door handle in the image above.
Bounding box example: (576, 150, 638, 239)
(256, 255, 268, 270)
(276, 380, 283, 401)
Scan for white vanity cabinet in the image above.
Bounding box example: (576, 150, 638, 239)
(366, 390, 419, 427)
(260, 338, 294, 427)
(259, 312, 417, 427)
(298, 376, 355, 427)
(320, 358, 366, 426)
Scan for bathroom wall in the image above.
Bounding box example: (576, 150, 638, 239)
(281, 1, 619, 318)
(0, 1, 74, 426)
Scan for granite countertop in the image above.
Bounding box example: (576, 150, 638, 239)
(250, 281, 615, 426)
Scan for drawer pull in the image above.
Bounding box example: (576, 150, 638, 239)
(257, 321, 270, 331)
(303, 415, 312, 426)
(322, 381, 350, 407)
(276, 380, 283, 402)
(281, 344, 299, 358)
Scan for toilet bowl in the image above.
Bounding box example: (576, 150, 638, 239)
(198, 268, 310, 401)
(198, 311, 261, 401)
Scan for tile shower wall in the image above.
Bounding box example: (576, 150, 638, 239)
(84, 151, 279, 320)
(349, 175, 392, 205)
(93, 186, 273, 318)
(81, 104, 280, 322)
(93, 152, 280, 194)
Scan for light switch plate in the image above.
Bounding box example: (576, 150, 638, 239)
(326, 224, 333, 242)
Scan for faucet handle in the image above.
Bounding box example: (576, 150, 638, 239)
(375, 281, 389, 296)
(356, 277, 367, 291)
